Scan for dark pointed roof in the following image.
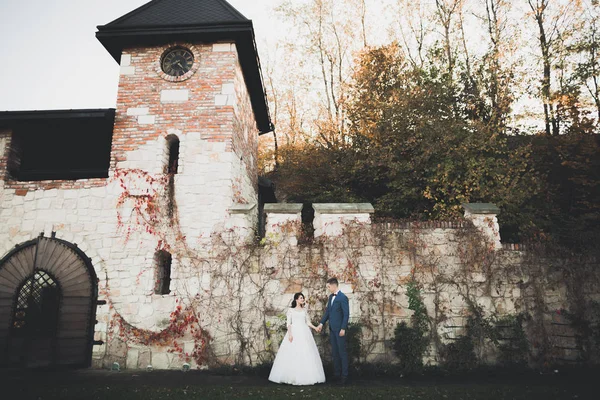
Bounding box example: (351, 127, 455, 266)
(103, 0, 248, 28)
(96, 0, 272, 134)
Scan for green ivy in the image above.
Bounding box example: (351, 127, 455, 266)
(495, 314, 529, 366)
(441, 335, 477, 370)
(406, 280, 429, 334)
(346, 322, 363, 364)
(441, 311, 530, 369)
(559, 301, 600, 362)
(393, 280, 430, 372)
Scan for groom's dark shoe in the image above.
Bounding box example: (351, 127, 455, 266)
(339, 376, 348, 386)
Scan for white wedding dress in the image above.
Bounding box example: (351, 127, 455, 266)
(268, 307, 326, 385)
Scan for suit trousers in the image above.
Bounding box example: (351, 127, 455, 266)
(329, 328, 348, 378)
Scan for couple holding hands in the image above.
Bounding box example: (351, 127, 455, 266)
(268, 277, 350, 386)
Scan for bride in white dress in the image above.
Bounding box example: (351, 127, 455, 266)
(268, 292, 326, 385)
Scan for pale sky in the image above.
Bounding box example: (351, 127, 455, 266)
(0, 0, 282, 111)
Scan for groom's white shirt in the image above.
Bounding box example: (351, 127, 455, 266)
(330, 290, 340, 305)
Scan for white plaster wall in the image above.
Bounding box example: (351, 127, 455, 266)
(173, 135, 235, 239)
(265, 212, 302, 246)
(0, 125, 258, 367)
(464, 212, 502, 249)
(313, 213, 372, 237)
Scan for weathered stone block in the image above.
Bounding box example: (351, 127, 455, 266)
(137, 115, 156, 125)
(138, 349, 152, 369)
(213, 43, 233, 52)
(120, 66, 136, 75)
(126, 348, 139, 369)
(151, 352, 170, 370)
(126, 107, 149, 116)
(160, 89, 189, 103)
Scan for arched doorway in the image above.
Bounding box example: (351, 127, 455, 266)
(0, 235, 98, 368)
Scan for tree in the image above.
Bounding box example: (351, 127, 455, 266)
(347, 45, 539, 220)
(275, 0, 372, 146)
(434, 0, 464, 79)
(479, 0, 516, 130)
(573, 0, 600, 121)
(261, 0, 599, 247)
(527, 0, 583, 135)
(393, 0, 435, 68)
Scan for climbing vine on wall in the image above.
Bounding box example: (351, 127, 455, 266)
(101, 168, 600, 370)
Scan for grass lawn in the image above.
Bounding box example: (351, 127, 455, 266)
(14, 384, 592, 400)
(2, 368, 596, 400)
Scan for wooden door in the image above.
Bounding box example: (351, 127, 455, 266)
(0, 236, 98, 368)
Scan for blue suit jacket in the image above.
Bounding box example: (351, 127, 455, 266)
(320, 291, 349, 331)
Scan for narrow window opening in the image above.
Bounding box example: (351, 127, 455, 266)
(164, 135, 179, 219)
(154, 251, 172, 295)
(166, 135, 180, 174)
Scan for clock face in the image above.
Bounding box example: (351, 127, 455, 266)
(161, 48, 194, 77)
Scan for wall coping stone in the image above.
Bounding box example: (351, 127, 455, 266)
(264, 203, 303, 213)
(462, 203, 500, 215)
(229, 203, 256, 214)
(313, 203, 374, 214)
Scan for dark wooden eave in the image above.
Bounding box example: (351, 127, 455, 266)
(0, 109, 116, 127)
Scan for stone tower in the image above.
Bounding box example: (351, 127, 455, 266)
(97, 0, 272, 237)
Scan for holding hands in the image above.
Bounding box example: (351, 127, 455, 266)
(315, 323, 344, 336)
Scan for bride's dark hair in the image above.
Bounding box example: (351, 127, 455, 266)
(291, 292, 305, 308)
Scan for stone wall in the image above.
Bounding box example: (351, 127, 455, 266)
(91, 204, 600, 369)
(1, 176, 599, 369)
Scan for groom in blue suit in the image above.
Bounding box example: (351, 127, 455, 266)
(317, 277, 350, 384)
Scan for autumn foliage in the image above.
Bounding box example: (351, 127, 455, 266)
(264, 42, 599, 248)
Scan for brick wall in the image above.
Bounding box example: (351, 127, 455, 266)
(111, 42, 240, 166)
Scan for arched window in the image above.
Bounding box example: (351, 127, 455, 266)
(166, 135, 180, 174)
(12, 270, 61, 337)
(154, 251, 172, 295)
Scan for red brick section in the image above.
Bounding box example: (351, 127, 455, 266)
(110, 42, 241, 168)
